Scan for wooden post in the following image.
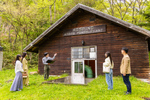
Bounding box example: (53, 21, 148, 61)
(0, 46, 3, 71)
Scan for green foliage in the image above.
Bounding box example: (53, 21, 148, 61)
(0, 68, 150, 100)
(0, 0, 149, 69)
(0, 1, 149, 99)
(0, 0, 71, 69)
(139, 1, 150, 30)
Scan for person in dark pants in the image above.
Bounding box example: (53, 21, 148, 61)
(42, 52, 57, 80)
(120, 47, 131, 95)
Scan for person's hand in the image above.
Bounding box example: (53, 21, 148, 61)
(54, 53, 57, 56)
(123, 73, 126, 76)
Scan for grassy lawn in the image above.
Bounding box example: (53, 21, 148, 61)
(0, 68, 150, 100)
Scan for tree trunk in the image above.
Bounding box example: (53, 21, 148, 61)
(132, 1, 137, 24)
(49, 6, 52, 22)
(8, 25, 12, 49)
(54, 2, 56, 20)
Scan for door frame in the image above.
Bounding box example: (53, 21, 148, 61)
(71, 45, 97, 79)
(71, 60, 85, 84)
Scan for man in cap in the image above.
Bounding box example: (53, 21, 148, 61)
(42, 52, 57, 80)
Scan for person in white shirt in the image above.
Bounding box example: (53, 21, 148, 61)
(10, 54, 24, 91)
(103, 51, 114, 90)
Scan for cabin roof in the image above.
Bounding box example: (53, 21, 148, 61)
(24, 3, 150, 53)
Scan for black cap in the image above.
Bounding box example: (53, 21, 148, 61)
(44, 52, 49, 56)
(122, 47, 128, 53)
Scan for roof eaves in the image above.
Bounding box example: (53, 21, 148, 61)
(24, 3, 150, 52)
(23, 4, 81, 51)
(78, 4, 150, 37)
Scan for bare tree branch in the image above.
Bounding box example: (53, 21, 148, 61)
(100, 0, 111, 15)
(122, 0, 134, 20)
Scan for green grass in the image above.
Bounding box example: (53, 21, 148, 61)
(0, 68, 150, 100)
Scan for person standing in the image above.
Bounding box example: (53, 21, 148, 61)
(22, 52, 29, 86)
(10, 54, 24, 91)
(120, 47, 131, 95)
(42, 52, 57, 80)
(103, 51, 114, 90)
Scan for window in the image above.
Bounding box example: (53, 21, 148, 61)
(72, 46, 96, 59)
(72, 48, 83, 59)
(83, 48, 89, 58)
(74, 62, 83, 73)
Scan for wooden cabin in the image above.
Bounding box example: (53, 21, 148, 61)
(24, 4, 150, 84)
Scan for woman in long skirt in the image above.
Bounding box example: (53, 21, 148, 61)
(10, 54, 24, 91)
(22, 52, 29, 86)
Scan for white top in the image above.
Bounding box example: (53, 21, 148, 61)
(103, 57, 114, 69)
(15, 60, 24, 73)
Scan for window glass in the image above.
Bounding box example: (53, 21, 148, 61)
(74, 62, 83, 73)
(83, 48, 89, 58)
(90, 48, 95, 52)
(72, 46, 96, 59)
(72, 48, 83, 59)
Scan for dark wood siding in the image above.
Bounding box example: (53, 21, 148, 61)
(38, 11, 150, 78)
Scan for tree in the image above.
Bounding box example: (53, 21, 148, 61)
(0, 0, 70, 68)
(139, 1, 150, 30)
(0, 0, 148, 69)
(93, 0, 147, 25)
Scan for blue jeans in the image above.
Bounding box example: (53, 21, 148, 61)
(105, 69, 113, 90)
(122, 74, 131, 93)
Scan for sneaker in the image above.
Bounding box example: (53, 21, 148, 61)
(125, 92, 131, 95)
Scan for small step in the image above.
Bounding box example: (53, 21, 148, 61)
(85, 78, 94, 84)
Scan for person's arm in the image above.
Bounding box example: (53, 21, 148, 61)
(112, 61, 114, 68)
(48, 53, 57, 60)
(48, 56, 55, 60)
(22, 58, 27, 71)
(42, 57, 48, 65)
(103, 58, 110, 67)
(122, 57, 129, 76)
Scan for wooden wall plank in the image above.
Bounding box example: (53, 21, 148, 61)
(38, 11, 150, 78)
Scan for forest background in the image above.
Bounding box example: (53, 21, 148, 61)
(0, 0, 150, 69)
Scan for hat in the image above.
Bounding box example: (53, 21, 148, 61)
(44, 52, 49, 56)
